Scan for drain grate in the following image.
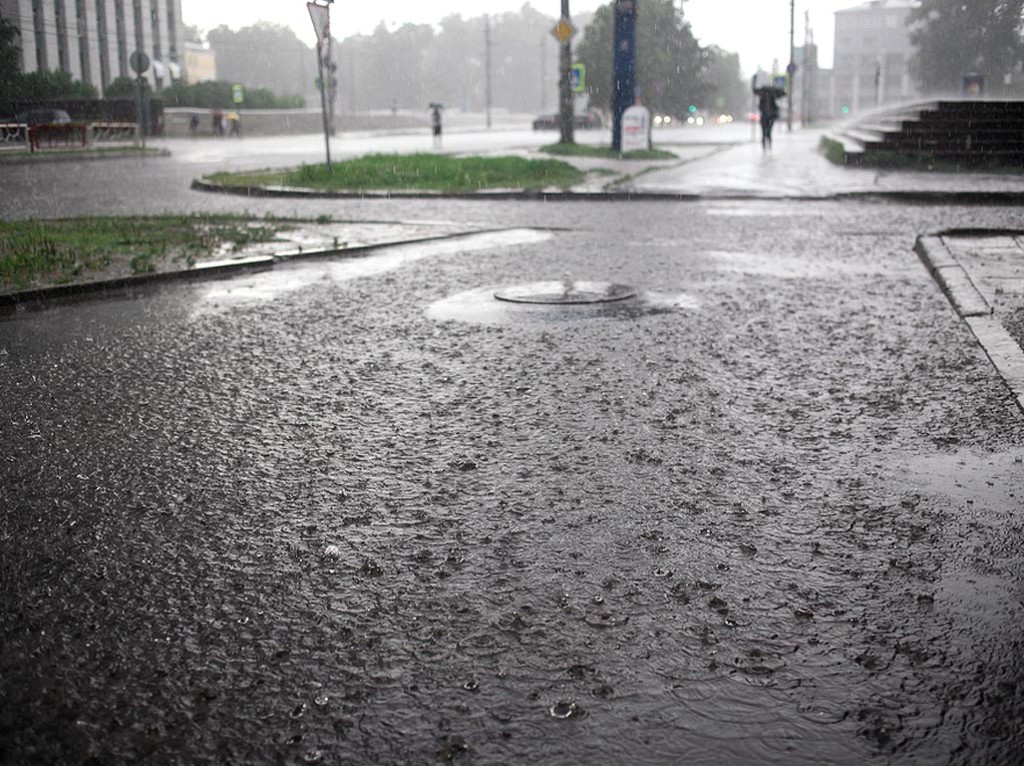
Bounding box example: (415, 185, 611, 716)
(494, 281, 637, 305)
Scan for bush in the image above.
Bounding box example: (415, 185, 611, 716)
(0, 69, 99, 103)
(160, 80, 304, 109)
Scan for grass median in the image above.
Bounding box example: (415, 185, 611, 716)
(0, 214, 292, 293)
(540, 143, 676, 161)
(204, 153, 586, 193)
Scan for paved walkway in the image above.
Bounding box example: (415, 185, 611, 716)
(620, 127, 1024, 199)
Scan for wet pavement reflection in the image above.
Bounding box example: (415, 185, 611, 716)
(1, 198, 1023, 764)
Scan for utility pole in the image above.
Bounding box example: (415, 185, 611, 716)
(540, 36, 547, 110)
(485, 15, 493, 129)
(787, 0, 795, 131)
(558, 0, 575, 145)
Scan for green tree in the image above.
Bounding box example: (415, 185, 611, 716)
(207, 22, 312, 104)
(2, 69, 98, 102)
(575, 0, 711, 116)
(909, 0, 1024, 94)
(0, 15, 20, 87)
(104, 75, 139, 99)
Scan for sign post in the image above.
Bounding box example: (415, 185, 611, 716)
(611, 0, 637, 152)
(307, 1, 333, 171)
(551, 4, 576, 145)
(129, 50, 150, 148)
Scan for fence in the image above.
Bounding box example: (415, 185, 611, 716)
(0, 122, 138, 152)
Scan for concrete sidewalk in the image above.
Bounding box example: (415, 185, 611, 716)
(620, 126, 1024, 199)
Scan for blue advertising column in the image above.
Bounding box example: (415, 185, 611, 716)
(611, 0, 638, 152)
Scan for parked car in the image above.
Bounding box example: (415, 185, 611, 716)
(532, 110, 604, 130)
(16, 109, 73, 126)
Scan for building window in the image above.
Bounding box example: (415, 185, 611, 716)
(33, 0, 47, 70)
(150, 0, 161, 60)
(76, 0, 91, 84)
(132, 0, 143, 54)
(167, 0, 177, 58)
(55, 0, 69, 71)
(96, 0, 110, 87)
(115, 0, 127, 76)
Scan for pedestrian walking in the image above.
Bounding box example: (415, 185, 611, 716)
(189, 113, 200, 138)
(429, 103, 443, 148)
(227, 112, 242, 138)
(755, 86, 781, 152)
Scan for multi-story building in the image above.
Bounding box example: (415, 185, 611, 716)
(0, 0, 184, 94)
(831, 0, 919, 116)
(183, 40, 215, 84)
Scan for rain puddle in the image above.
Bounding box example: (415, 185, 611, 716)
(427, 285, 699, 325)
(702, 250, 890, 279)
(901, 448, 1023, 509)
(191, 228, 551, 311)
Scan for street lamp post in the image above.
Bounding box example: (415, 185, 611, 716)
(788, 0, 795, 131)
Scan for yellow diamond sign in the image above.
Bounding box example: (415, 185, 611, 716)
(551, 18, 576, 43)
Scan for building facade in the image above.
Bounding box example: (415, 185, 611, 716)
(183, 40, 214, 84)
(0, 0, 184, 94)
(831, 0, 919, 116)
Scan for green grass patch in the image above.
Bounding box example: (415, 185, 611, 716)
(540, 142, 676, 160)
(207, 153, 585, 193)
(0, 214, 289, 291)
(819, 136, 848, 165)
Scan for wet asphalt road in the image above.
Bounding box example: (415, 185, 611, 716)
(2, 151, 1024, 765)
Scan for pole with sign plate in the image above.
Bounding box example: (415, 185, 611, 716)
(611, 0, 637, 152)
(552, 2, 575, 145)
(307, 1, 333, 170)
(129, 50, 150, 148)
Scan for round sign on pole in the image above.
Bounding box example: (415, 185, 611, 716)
(129, 50, 150, 74)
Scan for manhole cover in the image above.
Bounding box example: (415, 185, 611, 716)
(494, 281, 637, 305)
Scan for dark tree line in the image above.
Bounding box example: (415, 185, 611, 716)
(910, 0, 1024, 95)
(575, 0, 747, 117)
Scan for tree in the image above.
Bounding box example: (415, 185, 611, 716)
(1, 69, 98, 103)
(575, 0, 712, 116)
(909, 0, 1024, 94)
(104, 76, 139, 99)
(207, 22, 313, 103)
(1, 15, 22, 92)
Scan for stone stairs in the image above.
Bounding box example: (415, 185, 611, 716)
(826, 99, 1024, 167)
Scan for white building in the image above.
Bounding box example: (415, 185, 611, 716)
(831, 0, 919, 116)
(0, 0, 184, 94)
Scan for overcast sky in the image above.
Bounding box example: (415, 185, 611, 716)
(180, 0, 858, 75)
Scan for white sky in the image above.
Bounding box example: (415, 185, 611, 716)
(180, 0, 857, 75)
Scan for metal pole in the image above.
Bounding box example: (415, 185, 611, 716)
(317, 43, 332, 170)
(559, 0, 574, 145)
(788, 0, 795, 131)
(136, 75, 146, 149)
(485, 15, 493, 129)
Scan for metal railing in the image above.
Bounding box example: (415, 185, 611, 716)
(0, 122, 139, 152)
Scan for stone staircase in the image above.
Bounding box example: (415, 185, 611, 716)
(826, 99, 1024, 167)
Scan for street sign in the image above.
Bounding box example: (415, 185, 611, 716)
(129, 50, 150, 74)
(551, 18, 576, 44)
(307, 2, 330, 48)
(571, 63, 586, 93)
(231, 84, 244, 104)
(621, 105, 650, 153)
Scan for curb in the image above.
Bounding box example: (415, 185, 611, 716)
(190, 178, 1024, 206)
(915, 233, 1024, 413)
(0, 147, 170, 165)
(0, 228, 507, 316)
